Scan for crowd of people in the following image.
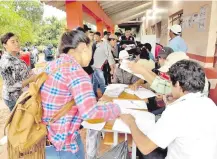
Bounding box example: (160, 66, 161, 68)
(0, 23, 217, 159)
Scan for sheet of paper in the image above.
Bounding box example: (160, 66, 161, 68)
(106, 84, 128, 89)
(113, 99, 147, 110)
(124, 88, 156, 99)
(120, 60, 145, 80)
(81, 121, 106, 131)
(112, 110, 155, 135)
(135, 88, 156, 99)
(104, 84, 128, 97)
(198, 6, 207, 31)
(124, 88, 135, 95)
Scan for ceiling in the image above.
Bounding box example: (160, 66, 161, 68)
(41, 0, 154, 24)
(99, 1, 149, 16)
(98, 0, 152, 24)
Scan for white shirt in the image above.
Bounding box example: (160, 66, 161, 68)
(147, 92, 217, 159)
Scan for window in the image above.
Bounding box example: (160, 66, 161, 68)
(170, 10, 183, 25)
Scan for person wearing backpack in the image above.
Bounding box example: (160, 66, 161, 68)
(41, 30, 120, 159)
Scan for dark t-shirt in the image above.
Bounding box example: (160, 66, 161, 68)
(120, 35, 135, 41)
(83, 43, 97, 75)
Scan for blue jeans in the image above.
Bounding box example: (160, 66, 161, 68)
(46, 135, 85, 159)
(4, 99, 16, 111)
(92, 69, 106, 97)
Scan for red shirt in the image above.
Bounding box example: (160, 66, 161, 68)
(20, 52, 31, 66)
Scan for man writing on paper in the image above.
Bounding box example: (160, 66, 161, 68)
(120, 60, 217, 159)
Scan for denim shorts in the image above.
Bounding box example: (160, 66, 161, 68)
(46, 135, 85, 159)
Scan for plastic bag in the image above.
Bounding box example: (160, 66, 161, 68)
(98, 141, 130, 159)
(86, 130, 101, 159)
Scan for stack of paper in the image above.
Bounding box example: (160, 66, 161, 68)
(124, 88, 156, 99)
(112, 110, 155, 135)
(104, 84, 128, 97)
(120, 60, 145, 80)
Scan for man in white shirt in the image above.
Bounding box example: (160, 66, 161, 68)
(120, 60, 217, 159)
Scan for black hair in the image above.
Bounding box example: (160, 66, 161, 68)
(83, 24, 91, 33)
(127, 48, 141, 56)
(94, 32, 101, 37)
(76, 27, 85, 33)
(140, 46, 150, 60)
(108, 38, 116, 42)
(144, 43, 152, 52)
(1, 32, 15, 45)
(125, 27, 131, 31)
(168, 60, 205, 93)
(104, 31, 108, 36)
(115, 32, 121, 37)
(59, 30, 90, 54)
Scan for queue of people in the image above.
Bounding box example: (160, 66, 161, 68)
(0, 23, 216, 159)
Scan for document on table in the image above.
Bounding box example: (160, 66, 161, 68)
(135, 88, 156, 99)
(104, 84, 128, 97)
(81, 121, 106, 131)
(112, 110, 155, 135)
(113, 99, 147, 110)
(124, 88, 156, 99)
(120, 60, 145, 80)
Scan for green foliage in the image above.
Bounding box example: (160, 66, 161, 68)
(0, 0, 65, 48)
(34, 16, 66, 47)
(13, 0, 44, 24)
(0, 2, 33, 44)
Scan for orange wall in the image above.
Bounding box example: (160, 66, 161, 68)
(81, 1, 113, 27)
(65, 1, 113, 30)
(65, 1, 83, 30)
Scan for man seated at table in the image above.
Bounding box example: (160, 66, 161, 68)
(113, 50, 139, 84)
(120, 60, 217, 159)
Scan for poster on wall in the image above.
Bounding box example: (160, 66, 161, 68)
(199, 6, 207, 19)
(186, 16, 193, 28)
(198, 6, 207, 31)
(181, 17, 186, 30)
(182, 17, 189, 29)
(198, 18, 206, 30)
(192, 13, 199, 23)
